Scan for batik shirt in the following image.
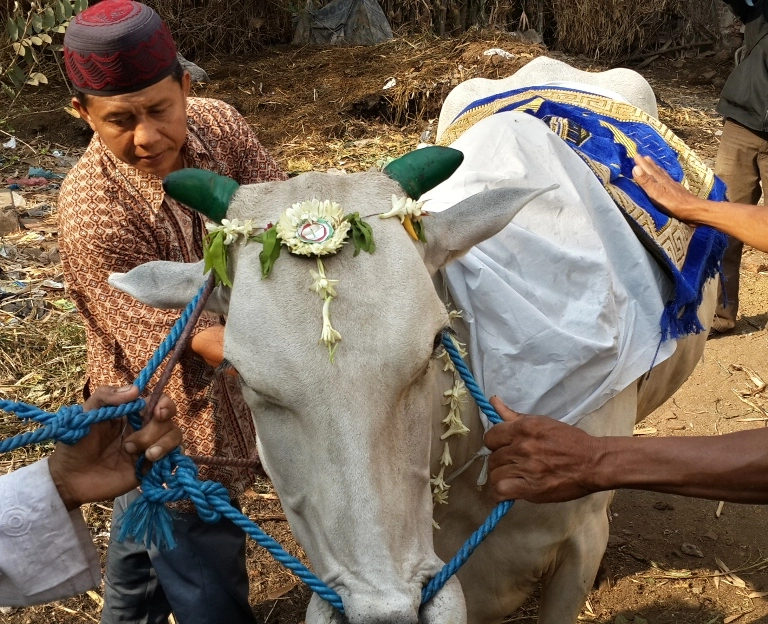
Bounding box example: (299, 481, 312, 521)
(58, 98, 287, 504)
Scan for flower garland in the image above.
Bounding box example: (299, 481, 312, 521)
(203, 200, 375, 361)
(203, 194, 426, 361)
(430, 328, 471, 512)
(380, 195, 428, 242)
(203, 218, 255, 287)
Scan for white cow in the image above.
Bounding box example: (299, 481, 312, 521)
(109, 60, 717, 624)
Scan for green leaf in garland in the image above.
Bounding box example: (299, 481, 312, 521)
(413, 219, 427, 243)
(203, 230, 232, 287)
(344, 212, 376, 257)
(253, 227, 282, 278)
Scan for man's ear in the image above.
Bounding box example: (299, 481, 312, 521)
(181, 71, 191, 98)
(71, 96, 96, 132)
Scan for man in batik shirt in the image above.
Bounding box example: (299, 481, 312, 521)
(58, 2, 286, 622)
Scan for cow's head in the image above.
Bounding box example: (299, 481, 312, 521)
(110, 148, 551, 624)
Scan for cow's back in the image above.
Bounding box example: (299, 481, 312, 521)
(436, 56, 659, 142)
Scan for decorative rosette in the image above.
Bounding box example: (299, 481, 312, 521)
(276, 199, 351, 257)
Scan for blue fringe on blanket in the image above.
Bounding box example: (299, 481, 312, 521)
(448, 86, 729, 340)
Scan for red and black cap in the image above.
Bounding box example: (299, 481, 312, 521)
(64, 0, 180, 95)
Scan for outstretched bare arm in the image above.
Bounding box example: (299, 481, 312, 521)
(485, 396, 768, 504)
(632, 154, 768, 253)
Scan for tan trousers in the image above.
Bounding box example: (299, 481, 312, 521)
(712, 119, 768, 332)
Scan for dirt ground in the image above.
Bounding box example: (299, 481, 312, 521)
(2, 30, 768, 624)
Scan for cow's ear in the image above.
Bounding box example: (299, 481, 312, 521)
(109, 260, 230, 315)
(422, 185, 558, 276)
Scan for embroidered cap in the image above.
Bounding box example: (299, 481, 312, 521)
(63, 0, 180, 95)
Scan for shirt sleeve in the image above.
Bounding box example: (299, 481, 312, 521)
(0, 459, 100, 606)
(59, 194, 213, 389)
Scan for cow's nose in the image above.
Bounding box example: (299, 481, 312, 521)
(306, 592, 418, 624)
(343, 594, 419, 624)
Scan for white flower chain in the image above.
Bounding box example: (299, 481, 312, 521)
(380, 194, 425, 223)
(311, 258, 342, 359)
(205, 218, 255, 245)
(431, 333, 471, 511)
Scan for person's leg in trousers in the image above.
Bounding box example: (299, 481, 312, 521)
(713, 119, 766, 332)
(101, 490, 173, 624)
(148, 499, 258, 624)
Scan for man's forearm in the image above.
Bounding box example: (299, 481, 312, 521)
(684, 198, 768, 253)
(594, 428, 768, 503)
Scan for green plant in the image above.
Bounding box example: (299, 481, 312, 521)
(2, 0, 88, 99)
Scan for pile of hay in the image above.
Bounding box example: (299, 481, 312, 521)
(548, 0, 721, 60)
(146, 0, 721, 61)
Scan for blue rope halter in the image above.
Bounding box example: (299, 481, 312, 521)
(0, 288, 515, 614)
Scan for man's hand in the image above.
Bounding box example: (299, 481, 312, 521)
(48, 385, 183, 511)
(484, 396, 604, 504)
(631, 154, 703, 222)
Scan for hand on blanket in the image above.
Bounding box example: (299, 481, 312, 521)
(631, 154, 702, 222)
(484, 396, 604, 504)
(48, 385, 183, 510)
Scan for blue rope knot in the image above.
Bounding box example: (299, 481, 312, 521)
(0, 398, 146, 453)
(118, 451, 233, 549)
(50, 405, 89, 445)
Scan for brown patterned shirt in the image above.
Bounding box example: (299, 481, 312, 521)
(58, 98, 287, 503)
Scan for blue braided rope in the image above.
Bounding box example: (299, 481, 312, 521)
(440, 333, 502, 426)
(120, 450, 345, 612)
(0, 400, 146, 452)
(420, 333, 516, 604)
(134, 286, 207, 394)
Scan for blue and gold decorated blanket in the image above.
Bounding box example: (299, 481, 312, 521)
(438, 86, 728, 340)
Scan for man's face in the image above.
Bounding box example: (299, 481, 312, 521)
(73, 72, 191, 179)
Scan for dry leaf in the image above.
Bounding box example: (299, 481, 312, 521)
(266, 580, 299, 600)
(733, 364, 766, 392)
(681, 543, 704, 558)
(584, 597, 595, 615)
(633, 426, 657, 436)
(748, 591, 768, 598)
(63, 105, 81, 118)
(86, 590, 104, 607)
(724, 614, 745, 623)
(727, 573, 747, 588)
(715, 556, 732, 573)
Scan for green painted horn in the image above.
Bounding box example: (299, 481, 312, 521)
(383, 146, 464, 199)
(162, 168, 239, 224)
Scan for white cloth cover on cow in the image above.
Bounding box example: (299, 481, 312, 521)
(421, 110, 675, 427)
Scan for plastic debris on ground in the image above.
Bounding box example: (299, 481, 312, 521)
(7, 177, 49, 188)
(2, 137, 16, 149)
(482, 48, 515, 59)
(27, 167, 65, 180)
